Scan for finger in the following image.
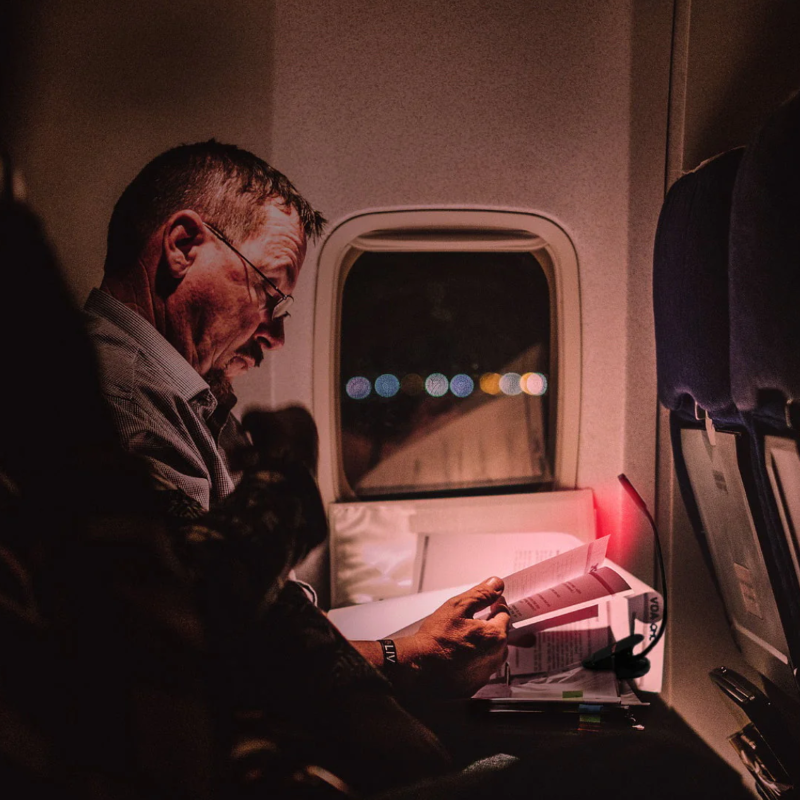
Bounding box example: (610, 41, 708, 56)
(483, 606, 512, 636)
(452, 576, 505, 617)
(487, 596, 511, 620)
(508, 627, 537, 647)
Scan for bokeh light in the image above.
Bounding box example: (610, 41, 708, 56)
(345, 376, 371, 400)
(375, 373, 401, 398)
(521, 372, 548, 396)
(520, 372, 535, 395)
(479, 372, 501, 395)
(425, 373, 449, 397)
(450, 373, 474, 398)
(499, 372, 522, 395)
(401, 373, 424, 395)
(346, 371, 544, 401)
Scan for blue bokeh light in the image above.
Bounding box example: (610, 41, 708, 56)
(375, 373, 401, 398)
(425, 373, 449, 397)
(346, 376, 372, 400)
(450, 373, 474, 398)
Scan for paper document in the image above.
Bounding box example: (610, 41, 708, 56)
(508, 603, 612, 675)
(417, 531, 587, 592)
(498, 536, 609, 608)
(504, 565, 630, 625)
(475, 665, 622, 703)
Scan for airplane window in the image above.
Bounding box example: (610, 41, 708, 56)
(340, 250, 553, 497)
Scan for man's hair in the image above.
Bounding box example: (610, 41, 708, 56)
(105, 140, 326, 272)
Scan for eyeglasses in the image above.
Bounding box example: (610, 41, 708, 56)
(203, 220, 294, 320)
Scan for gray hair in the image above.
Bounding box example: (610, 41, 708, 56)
(105, 140, 325, 272)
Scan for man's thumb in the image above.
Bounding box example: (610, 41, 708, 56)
(485, 576, 504, 592)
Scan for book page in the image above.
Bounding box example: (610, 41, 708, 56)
(472, 536, 611, 620)
(475, 664, 621, 703)
(512, 666, 621, 702)
(498, 536, 609, 607)
(506, 565, 630, 624)
(507, 604, 612, 675)
(417, 531, 584, 592)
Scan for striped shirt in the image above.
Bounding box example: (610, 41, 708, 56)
(84, 289, 237, 509)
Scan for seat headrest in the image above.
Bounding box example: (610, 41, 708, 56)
(653, 148, 743, 417)
(730, 90, 800, 412)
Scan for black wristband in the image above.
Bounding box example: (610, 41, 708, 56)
(378, 638, 398, 669)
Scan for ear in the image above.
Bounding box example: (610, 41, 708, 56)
(162, 210, 208, 280)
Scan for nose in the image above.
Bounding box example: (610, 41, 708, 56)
(255, 316, 285, 351)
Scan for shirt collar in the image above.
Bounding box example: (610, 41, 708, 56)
(85, 288, 214, 406)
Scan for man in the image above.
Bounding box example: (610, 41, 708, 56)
(84, 140, 510, 701)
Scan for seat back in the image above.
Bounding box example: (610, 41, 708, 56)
(729, 90, 800, 697)
(654, 149, 798, 697)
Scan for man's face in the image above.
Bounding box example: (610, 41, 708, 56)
(175, 202, 306, 390)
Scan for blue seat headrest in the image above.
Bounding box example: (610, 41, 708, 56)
(654, 148, 743, 418)
(730, 90, 800, 412)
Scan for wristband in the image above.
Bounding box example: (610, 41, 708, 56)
(378, 638, 398, 669)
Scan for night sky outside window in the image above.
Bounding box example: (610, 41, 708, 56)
(340, 250, 553, 497)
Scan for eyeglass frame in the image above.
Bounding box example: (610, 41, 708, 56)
(202, 219, 294, 320)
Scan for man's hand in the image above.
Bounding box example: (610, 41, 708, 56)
(396, 576, 511, 698)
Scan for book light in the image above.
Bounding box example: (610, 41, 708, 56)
(583, 474, 668, 680)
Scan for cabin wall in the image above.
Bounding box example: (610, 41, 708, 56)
(249, 2, 671, 584)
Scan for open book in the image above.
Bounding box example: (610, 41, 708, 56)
(328, 533, 664, 700)
(399, 536, 625, 634)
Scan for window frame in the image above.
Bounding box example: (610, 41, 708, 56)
(313, 208, 581, 504)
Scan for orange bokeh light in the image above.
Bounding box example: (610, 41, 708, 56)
(479, 372, 501, 395)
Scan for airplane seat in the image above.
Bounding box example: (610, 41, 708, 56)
(654, 146, 800, 701)
(655, 141, 800, 797)
(654, 147, 744, 564)
(0, 184, 224, 799)
(728, 89, 800, 701)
